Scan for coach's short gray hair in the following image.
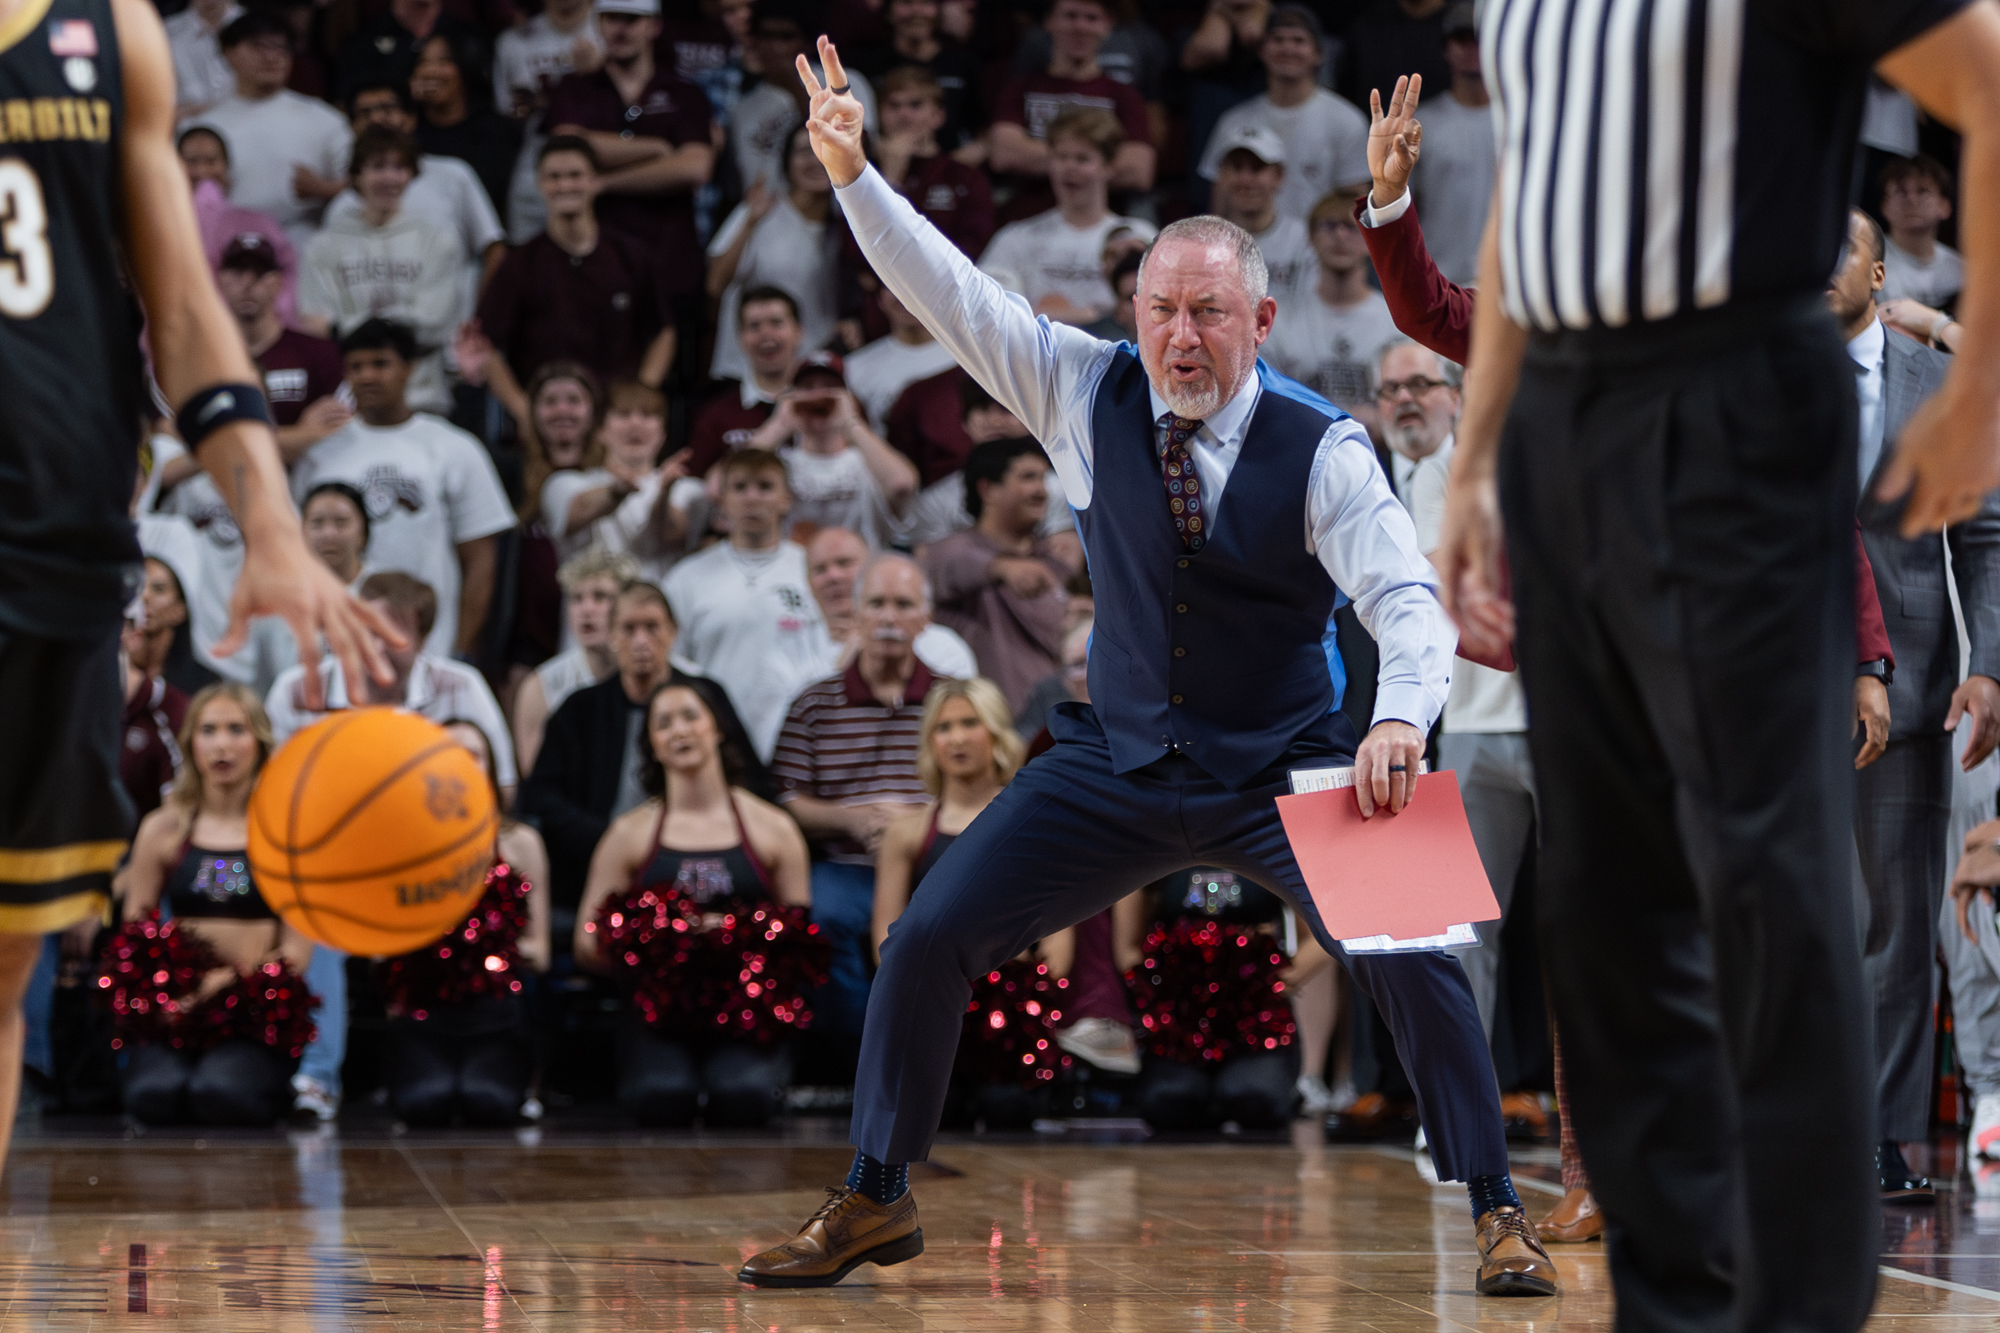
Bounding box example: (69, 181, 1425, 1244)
(855, 551, 933, 612)
(1140, 216, 1270, 305)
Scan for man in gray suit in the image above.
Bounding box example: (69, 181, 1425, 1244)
(1833, 206, 2000, 1201)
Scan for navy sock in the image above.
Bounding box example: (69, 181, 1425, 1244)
(1467, 1173, 1522, 1219)
(846, 1151, 909, 1205)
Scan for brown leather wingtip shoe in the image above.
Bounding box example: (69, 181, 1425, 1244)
(1476, 1205, 1560, 1297)
(737, 1186, 924, 1288)
(1539, 1187, 1604, 1243)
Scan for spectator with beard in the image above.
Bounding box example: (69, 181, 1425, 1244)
(686, 287, 802, 476)
(512, 549, 639, 777)
(773, 554, 946, 1039)
(922, 438, 1076, 716)
(1262, 187, 1401, 429)
(796, 528, 976, 687)
(519, 580, 761, 917)
(736, 352, 918, 551)
(663, 450, 827, 762)
(1371, 338, 1458, 512)
(867, 64, 992, 258)
(301, 482, 374, 591)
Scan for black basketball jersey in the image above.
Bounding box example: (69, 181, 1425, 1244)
(0, 0, 141, 640)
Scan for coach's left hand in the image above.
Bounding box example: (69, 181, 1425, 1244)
(1355, 720, 1424, 818)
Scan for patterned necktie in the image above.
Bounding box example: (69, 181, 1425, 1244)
(1158, 413, 1206, 552)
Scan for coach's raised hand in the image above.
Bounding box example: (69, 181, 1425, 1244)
(797, 37, 867, 188)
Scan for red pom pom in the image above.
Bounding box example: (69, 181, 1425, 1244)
(378, 863, 533, 1019)
(96, 915, 318, 1056)
(1124, 921, 1295, 1064)
(957, 958, 1071, 1088)
(593, 888, 831, 1044)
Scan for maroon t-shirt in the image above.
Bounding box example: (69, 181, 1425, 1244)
(885, 367, 972, 487)
(544, 69, 713, 298)
(477, 230, 665, 389)
(991, 72, 1150, 221)
(257, 329, 344, 428)
(120, 675, 188, 823)
(684, 380, 774, 477)
(902, 155, 995, 259)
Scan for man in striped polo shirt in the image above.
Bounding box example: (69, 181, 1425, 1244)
(773, 554, 949, 1050)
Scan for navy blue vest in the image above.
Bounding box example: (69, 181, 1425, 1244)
(1075, 349, 1355, 789)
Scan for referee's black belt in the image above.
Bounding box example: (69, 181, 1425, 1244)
(1527, 292, 1832, 368)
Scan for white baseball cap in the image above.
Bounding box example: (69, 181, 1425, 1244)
(1214, 122, 1287, 167)
(595, 0, 659, 15)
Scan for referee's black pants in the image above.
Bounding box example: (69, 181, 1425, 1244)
(1501, 297, 1877, 1333)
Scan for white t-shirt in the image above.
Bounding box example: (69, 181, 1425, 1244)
(1408, 96, 1495, 287)
(731, 67, 875, 196)
(188, 91, 354, 249)
(1882, 237, 1965, 309)
(324, 155, 504, 314)
(291, 414, 517, 656)
(778, 444, 900, 551)
(265, 654, 519, 785)
(662, 541, 826, 762)
(978, 209, 1157, 320)
(496, 14, 606, 242)
(1251, 214, 1316, 301)
(298, 210, 466, 415)
(165, 5, 239, 116)
(905, 469, 1076, 548)
(540, 466, 694, 582)
(709, 195, 840, 383)
(1408, 437, 1526, 733)
(1200, 91, 1371, 222)
(533, 644, 605, 718)
(1263, 287, 1401, 415)
(842, 336, 959, 432)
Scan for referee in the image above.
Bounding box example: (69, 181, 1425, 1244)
(1434, 2, 2000, 1331)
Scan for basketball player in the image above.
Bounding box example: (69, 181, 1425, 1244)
(0, 0, 397, 1172)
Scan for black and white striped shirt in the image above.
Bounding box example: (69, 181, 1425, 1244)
(1481, 0, 1966, 332)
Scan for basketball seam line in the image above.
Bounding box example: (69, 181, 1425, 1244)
(284, 737, 465, 857)
(254, 810, 499, 886)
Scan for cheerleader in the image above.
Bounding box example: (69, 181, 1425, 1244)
(875, 679, 1074, 1125)
(577, 678, 813, 1127)
(378, 720, 551, 1127)
(1114, 868, 1332, 1131)
(110, 684, 315, 1125)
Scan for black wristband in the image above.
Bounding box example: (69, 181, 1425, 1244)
(176, 382, 272, 452)
(1856, 657, 1893, 684)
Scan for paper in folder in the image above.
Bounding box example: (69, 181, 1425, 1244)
(1278, 766, 1499, 954)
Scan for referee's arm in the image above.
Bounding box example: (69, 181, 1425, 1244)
(1428, 190, 1526, 663)
(1876, 0, 2000, 534)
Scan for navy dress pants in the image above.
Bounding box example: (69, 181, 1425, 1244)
(854, 703, 1510, 1182)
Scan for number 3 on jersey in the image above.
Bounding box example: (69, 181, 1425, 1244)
(0, 159, 52, 320)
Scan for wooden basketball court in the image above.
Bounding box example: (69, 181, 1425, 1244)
(1, 1121, 1994, 1329)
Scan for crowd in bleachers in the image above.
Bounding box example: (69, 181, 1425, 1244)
(57, 0, 1970, 1139)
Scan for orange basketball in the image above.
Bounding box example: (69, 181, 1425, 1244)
(247, 709, 498, 955)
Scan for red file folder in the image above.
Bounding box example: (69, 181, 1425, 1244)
(1276, 770, 1501, 942)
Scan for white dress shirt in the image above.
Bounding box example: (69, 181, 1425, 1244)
(1847, 316, 1887, 489)
(836, 165, 1454, 735)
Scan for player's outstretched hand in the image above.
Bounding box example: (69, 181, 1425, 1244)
(1433, 468, 1515, 661)
(215, 524, 404, 711)
(1355, 720, 1425, 819)
(1367, 74, 1423, 209)
(796, 36, 867, 188)
(1876, 380, 2000, 535)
